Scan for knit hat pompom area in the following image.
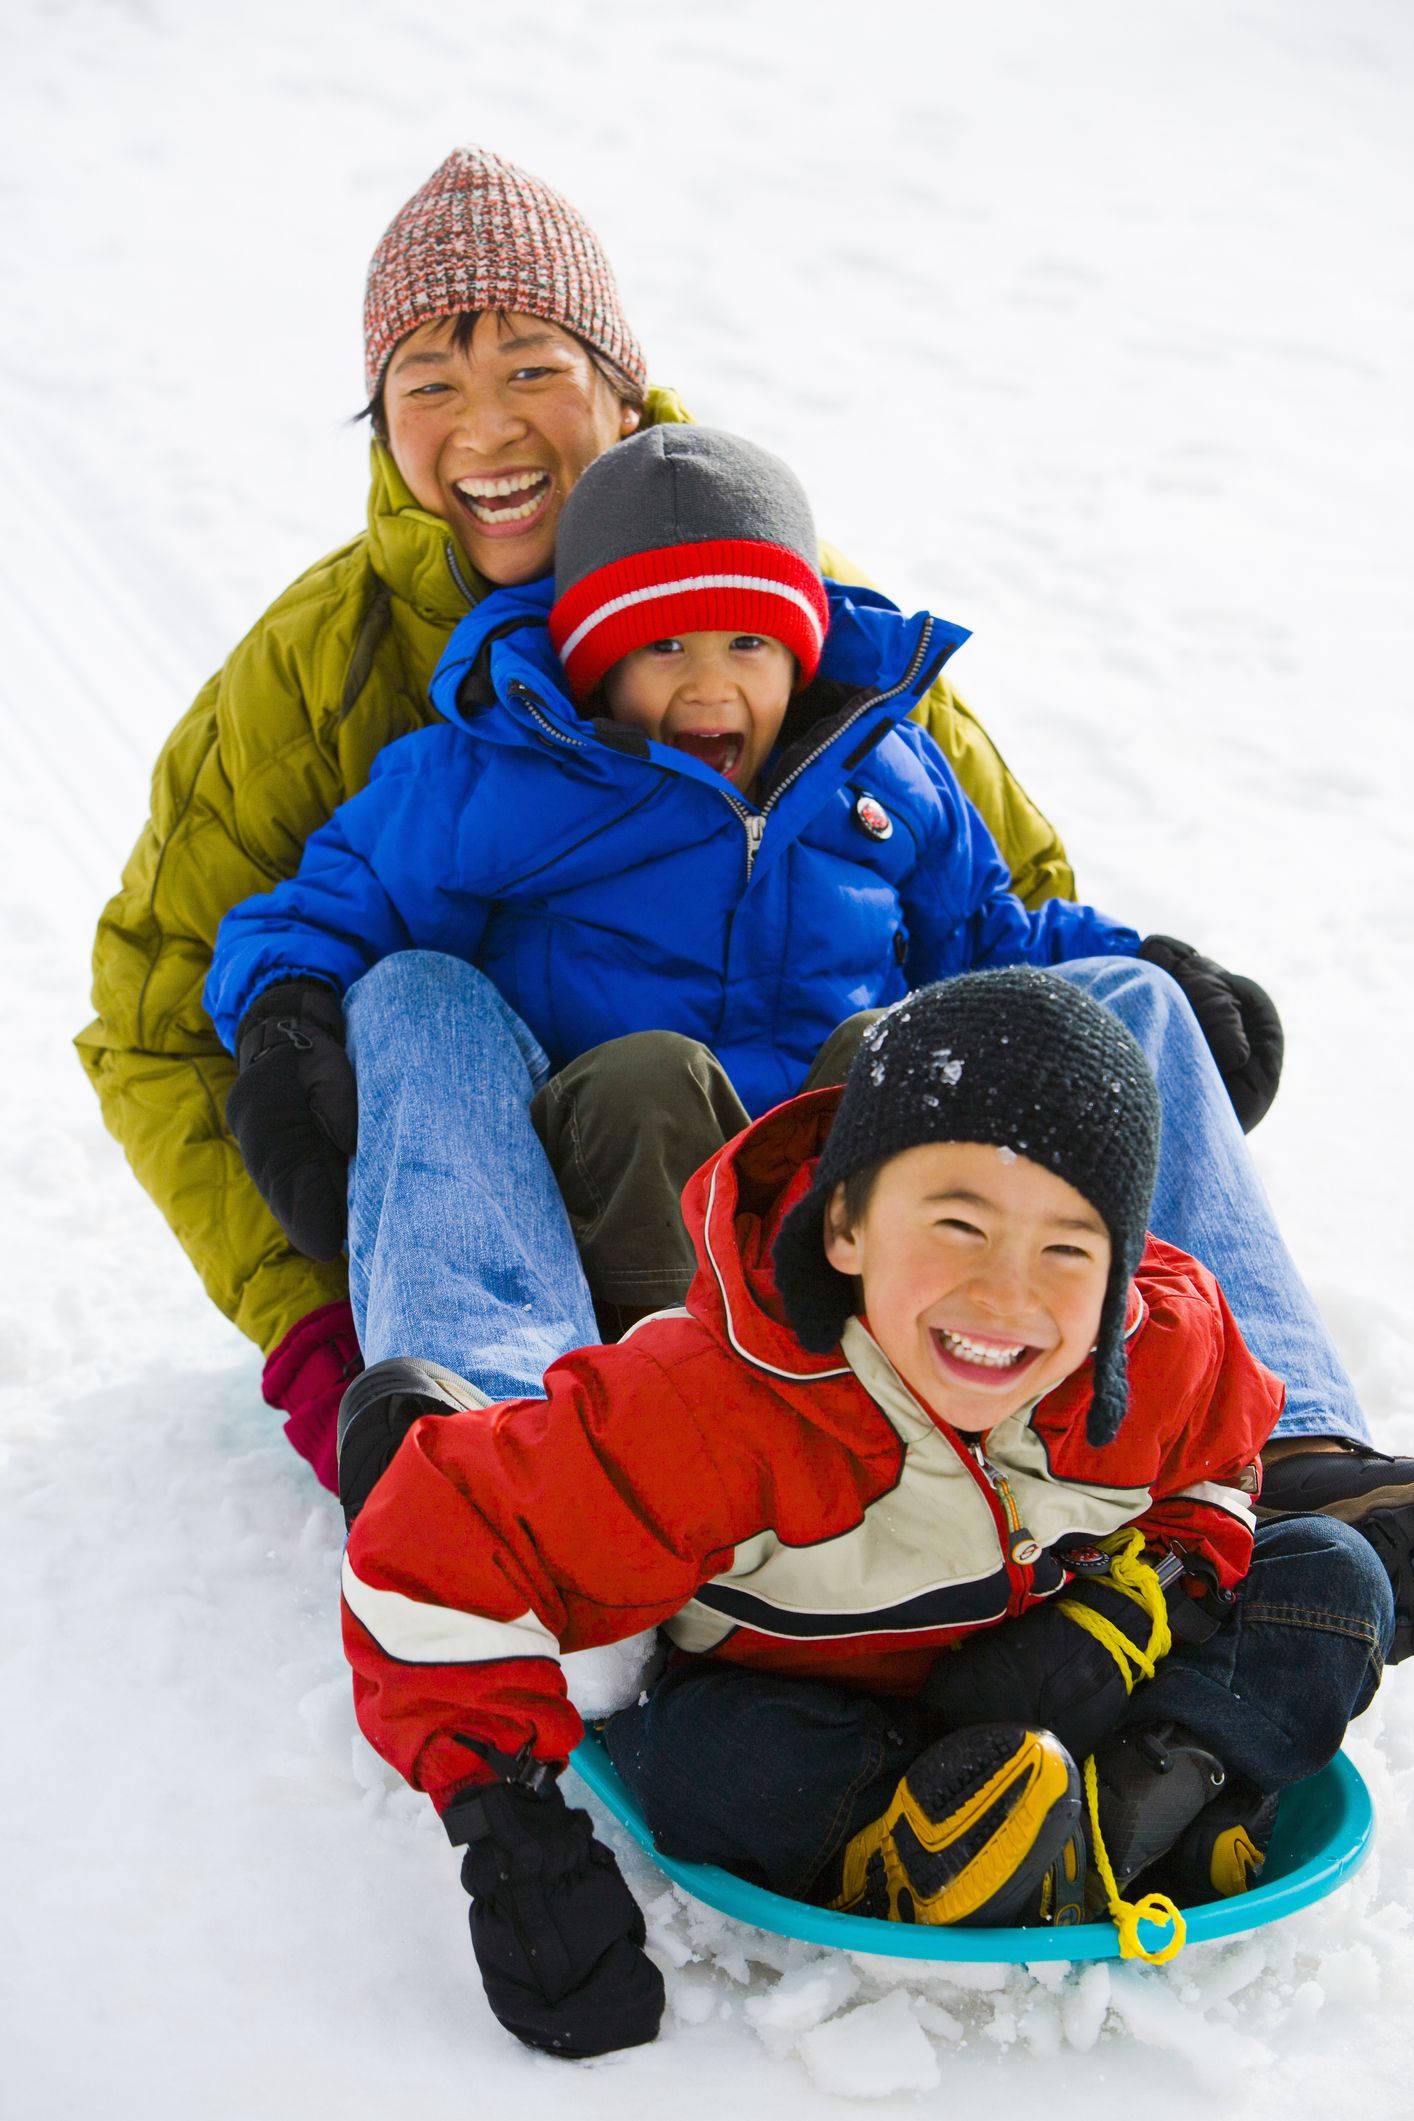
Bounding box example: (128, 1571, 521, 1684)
(363, 146, 646, 403)
(772, 968, 1162, 1447)
(547, 425, 831, 702)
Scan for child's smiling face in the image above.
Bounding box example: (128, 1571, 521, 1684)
(601, 631, 795, 798)
(383, 312, 638, 585)
(823, 1140, 1111, 1435)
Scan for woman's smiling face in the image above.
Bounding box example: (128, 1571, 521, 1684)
(382, 312, 639, 585)
(823, 1140, 1112, 1435)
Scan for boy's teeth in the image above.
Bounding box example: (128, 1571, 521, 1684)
(938, 1329, 1027, 1369)
(672, 732, 742, 777)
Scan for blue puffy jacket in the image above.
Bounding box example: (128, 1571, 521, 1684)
(205, 577, 1139, 1117)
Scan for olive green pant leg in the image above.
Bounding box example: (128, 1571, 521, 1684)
(529, 1011, 887, 1323)
(530, 1032, 751, 1315)
(799, 1009, 886, 1092)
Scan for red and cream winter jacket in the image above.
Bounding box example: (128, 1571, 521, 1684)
(341, 1089, 1282, 1812)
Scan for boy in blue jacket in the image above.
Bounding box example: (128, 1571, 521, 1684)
(206, 427, 1276, 1371)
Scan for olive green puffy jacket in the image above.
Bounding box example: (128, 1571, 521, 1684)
(77, 390, 1076, 1358)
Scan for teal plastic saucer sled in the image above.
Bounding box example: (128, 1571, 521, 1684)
(570, 1731, 1373, 1961)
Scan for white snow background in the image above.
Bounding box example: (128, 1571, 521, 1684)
(3, 1, 1413, 2114)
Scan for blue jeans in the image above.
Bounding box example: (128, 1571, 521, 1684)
(602, 1518, 1392, 1901)
(1056, 957, 1367, 1442)
(343, 949, 1363, 1441)
(345, 951, 595, 1399)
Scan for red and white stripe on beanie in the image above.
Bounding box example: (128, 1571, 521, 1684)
(548, 427, 830, 700)
(549, 536, 829, 700)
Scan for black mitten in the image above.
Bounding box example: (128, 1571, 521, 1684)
(447, 1778, 664, 2058)
(921, 1560, 1228, 1764)
(1137, 934, 1284, 1132)
(922, 1585, 1137, 1762)
(225, 980, 357, 1260)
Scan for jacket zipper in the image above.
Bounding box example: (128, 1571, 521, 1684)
(952, 1438, 1039, 1611)
(508, 680, 586, 748)
(445, 541, 478, 607)
(737, 613, 938, 881)
(508, 613, 938, 878)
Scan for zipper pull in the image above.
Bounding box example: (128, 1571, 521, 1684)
(744, 813, 765, 874)
(974, 1447, 1042, 1568)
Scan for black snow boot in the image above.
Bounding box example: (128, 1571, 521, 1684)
(336, 1355, 487, 1527)
(1086, 1721, 1231, 1905)
(1257, 1440, 1414, 1663)
(1138, 1783, 1280, 1905)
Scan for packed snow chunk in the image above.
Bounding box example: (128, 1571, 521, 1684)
(667, 1968, 721, 2026)
(1060, 1961, 1111, 2051)
(799, 1988, 941, 2098)
(1187, 1937, 1268, 2012)
(911, 1996, 964, 2042)
(983, 1997, 1019, 2047)
(1314, 1941, 1381, 2008)
(644, 1915, 695, 1972)
(297, 1677, 356, 1763)
(1107, 1965, 1273, 2090)
(563, 1629, 660, 1717)
(1287, 1978, 1326, 2021)
(1024, 1956, 1071, 1992)
(743, 1957, 861, 2054)
(854, 1952, 1010, 1992)
(349, 1730, 399, 1797)
(1016, 1991, 1063, 2055)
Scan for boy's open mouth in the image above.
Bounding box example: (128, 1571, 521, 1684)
(669, 731, 744, 779)
(931, 1327, 1039, 1380)
(453, 471, 552, 532)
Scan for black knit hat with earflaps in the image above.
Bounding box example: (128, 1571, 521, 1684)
(772, 968, 1162, 1446)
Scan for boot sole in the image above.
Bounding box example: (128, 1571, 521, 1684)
(1254, 1482, 1414, 1525)
(835, 1727, 1080, 1927)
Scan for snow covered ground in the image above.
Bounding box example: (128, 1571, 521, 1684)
(3, 1, 1413, 2112)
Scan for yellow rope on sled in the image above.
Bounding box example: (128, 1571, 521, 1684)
(1082, 1754, 1187, 1964)
(1056, 1527, 1172, 1692)
(1057, 1531, 1186, 1959)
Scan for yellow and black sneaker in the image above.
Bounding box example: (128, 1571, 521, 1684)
(831, 1723, 1082, 1926)
(1037, 1820, 1090, 1928)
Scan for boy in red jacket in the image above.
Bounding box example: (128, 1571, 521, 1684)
(338, 969, 1391, 2058)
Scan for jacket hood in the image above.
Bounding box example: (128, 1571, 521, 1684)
(426, 571, 970, 807)
(679, 1089, 854, 1382)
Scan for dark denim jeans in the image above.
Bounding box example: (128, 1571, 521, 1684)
(603, 1517, 1392, 1902)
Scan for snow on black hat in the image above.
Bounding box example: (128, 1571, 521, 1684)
(772, 968, 1162, 1447)
(548, 426, 830, 700)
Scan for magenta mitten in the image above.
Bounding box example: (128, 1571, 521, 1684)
(262, 1301, 363, 1492)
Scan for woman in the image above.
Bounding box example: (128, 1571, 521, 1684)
(75, 146, 1071, 1482)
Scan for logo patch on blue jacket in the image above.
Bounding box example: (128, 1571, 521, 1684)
(854, 793, 893, 840)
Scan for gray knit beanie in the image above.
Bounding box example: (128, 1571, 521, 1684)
(772, 968, 1162, 1446)
(547, 426, 830, 699)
